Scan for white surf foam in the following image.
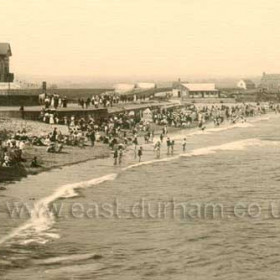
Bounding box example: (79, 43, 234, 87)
(0, 173, 117, 246)
(32, 253, 101, 265)
(186, 138, 265, 156)
(124, 138, 278, 169)
(168, 121, 254, 142)
(2, 137, 279, 246)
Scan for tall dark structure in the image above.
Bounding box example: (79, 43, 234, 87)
(0, 43, 14, 83)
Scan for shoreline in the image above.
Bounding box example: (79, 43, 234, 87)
(0, 103, 276, 185)
(0, 110, 277, 248)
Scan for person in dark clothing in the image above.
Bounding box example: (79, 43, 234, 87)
(113, 149, 118, 165)
(89, 130, 96, 147)
(30, 156, 40, 168)
(86, 98, 91, 109)
(81, 99, 85, 109)
(50, 127, 57, 142)
(166, 137, 171, 155)
(19, 105, 25, 119)
(138, 146, 143, 162)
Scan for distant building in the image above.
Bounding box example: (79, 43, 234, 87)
(237, 79, 255, 90)
(135, 82, 156, 89)
(172, 82, 219, 98)
(114, 83, 136, 94)
(115, 82, 157, 94)
(0, 43, 14, 83)
(259, 72, 280, 91)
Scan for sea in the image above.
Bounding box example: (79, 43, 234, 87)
(1, 113, 280, 280)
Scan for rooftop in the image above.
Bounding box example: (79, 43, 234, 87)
(262, 73, 280, 80)
(181, 83, 217, 91)
(241, 79, 255, 85)
(0, 43, 12, 56)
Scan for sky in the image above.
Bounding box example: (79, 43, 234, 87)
(1, 0, 280, 81)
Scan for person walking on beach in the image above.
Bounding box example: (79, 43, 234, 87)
(138, 146, 143, 162)
(182, 138, 187, 152)
(133, 136, 138, 158)
(113, 149, 118, 165)
(166, 137, 171, 155)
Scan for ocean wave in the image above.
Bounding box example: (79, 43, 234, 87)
(169, 122, 254, 141)
(32, 253, 102, 265)
(0, 173, 117, 246)
(1, 138, 279, 246)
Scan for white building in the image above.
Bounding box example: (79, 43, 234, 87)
(135, 82, 156, 90)
(172, 83, 219, 98)
(237, 79, 255, 90)
(114, 83, 135, 94)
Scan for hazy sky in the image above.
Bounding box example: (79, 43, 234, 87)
(2, 0, 280, 79)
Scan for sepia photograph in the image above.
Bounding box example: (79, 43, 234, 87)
(1, 0, 280, 279)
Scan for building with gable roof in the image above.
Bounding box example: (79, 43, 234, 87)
(172, 81, 219, 98)
(259, 72, 280, 91)
(0, 43, 14, 83)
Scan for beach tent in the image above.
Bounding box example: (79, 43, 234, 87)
(142, 108, 153, 122)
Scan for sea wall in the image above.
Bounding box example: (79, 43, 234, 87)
(0, 95, 39, 106)
(183, 97, 236, 104)
(0, 108, 109, 122)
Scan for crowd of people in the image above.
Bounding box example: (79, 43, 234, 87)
(1, 101, 278, 172)
(39, 93, 68, 109)
(152, 103, 275, 129)
(0, 130, 33, 168)
(78, 94, 120, 109)
(35, 101, 280, 166)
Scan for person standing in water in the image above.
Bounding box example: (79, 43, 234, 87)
(154, 141, 161, 159)
(113, 149, 118, 165)
(118, 148, 123, 165)
(182, 138, 187, 152)
(138, 146, 143, 162)
(166, 137, 171, 155)
(133, 136, 138, 159)
(171, 140, 175, 155)
(160, 133, 164, 143)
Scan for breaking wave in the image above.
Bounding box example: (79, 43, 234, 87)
(1, 137, 279, 246)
